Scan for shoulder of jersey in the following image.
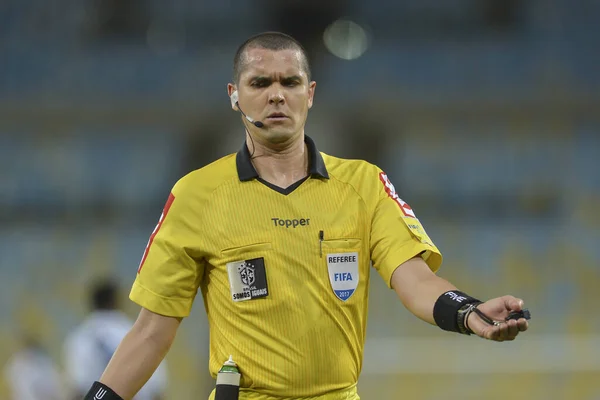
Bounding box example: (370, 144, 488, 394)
(172, 153, 238, 196)
(321, 152, 381, 191)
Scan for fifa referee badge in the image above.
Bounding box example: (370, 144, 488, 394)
(215, 355, 241, 400)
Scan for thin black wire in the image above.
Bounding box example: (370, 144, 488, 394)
(244, 126, 256, 159)
(237, 100, 257, 159)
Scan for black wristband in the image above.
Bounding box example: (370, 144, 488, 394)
(433, 290, 481, 333)
(84, 381, 124, 400)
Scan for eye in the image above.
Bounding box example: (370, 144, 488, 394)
(282, 80, 299, 87)
(251, 80, 270, 88)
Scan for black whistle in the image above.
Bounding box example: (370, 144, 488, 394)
(506, 309, 531, 321)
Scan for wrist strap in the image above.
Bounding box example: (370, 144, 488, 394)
(433, 290, 481, 333)
(84, 381, 124, 400)
(471, 304, 499, 326)
(459, 302, 483, 335)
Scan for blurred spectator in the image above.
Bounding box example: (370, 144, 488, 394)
(3, 335, 64, 400)
(63, 279, 168, 400)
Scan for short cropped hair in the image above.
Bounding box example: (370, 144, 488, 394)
(233, 32, 311, 84)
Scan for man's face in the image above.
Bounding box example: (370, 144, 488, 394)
(228, 47, 316, 144)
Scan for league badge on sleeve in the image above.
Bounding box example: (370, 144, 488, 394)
(379, 172, 416, 218)
(227, 258, 269, 302)
(379, 172, 435, 246)
(327, 252, 359, 301)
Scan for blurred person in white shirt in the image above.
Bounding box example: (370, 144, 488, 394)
(3, 335, 65, 400)
(64, 279, 167, 400)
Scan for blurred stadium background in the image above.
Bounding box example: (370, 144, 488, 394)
(1, 0, 599, 399)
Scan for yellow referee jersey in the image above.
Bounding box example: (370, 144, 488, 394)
(130, 135, 442, 398)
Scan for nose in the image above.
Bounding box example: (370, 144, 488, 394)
(268, 89, 285, 105)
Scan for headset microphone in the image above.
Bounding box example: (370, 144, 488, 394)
(239, 107, 264, 128)
(230, 90, 264, 128)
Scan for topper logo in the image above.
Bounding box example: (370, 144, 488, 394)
(271, 218, 310, 228)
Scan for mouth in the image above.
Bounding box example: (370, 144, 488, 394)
(266, 112, 289, 121)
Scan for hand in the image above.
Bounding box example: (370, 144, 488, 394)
(467, 296, 529, 341)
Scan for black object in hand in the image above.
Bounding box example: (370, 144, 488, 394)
(506, 309, 531, 321)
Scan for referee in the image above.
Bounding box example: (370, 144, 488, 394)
(84, 32, 529, 400)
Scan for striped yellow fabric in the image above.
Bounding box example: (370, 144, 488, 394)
(130, 138, 441, 398)
(208, 383, 359, 400)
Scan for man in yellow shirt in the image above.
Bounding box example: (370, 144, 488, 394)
(84, 32, 529, 400)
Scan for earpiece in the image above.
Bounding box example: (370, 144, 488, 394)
(230, 90, 239, 109)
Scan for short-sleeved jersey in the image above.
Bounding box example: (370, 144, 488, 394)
(130, 136, 442, 398)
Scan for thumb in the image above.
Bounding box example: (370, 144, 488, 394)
(504, 296, 524, 311)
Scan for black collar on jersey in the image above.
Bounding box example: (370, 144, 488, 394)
(236, 135, 329, 182)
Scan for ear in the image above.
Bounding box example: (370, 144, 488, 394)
(307, 81, 316, 109)
(227, 83, 239, 111)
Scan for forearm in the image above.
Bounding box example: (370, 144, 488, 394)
(99, 310, 178, 399)
(391, 257, 457, 325)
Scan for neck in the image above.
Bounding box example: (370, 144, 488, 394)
(246, 131, 309, 188)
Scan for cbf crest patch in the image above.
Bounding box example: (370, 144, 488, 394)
(227, 257, 269, 302)
(327, 252, 359, 301)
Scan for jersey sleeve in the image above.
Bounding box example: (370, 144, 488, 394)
(370, 169, 443, 288)
(130, 180, 204, 317)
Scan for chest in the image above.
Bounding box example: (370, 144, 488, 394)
(202, 180, 371, 304)
(206, 180, 368, 258)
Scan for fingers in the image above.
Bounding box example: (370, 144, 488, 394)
(495, 327, 507, 342)
(485, 326, 504, 341)
(483, 320, 526, 341)
(503, 296, 524, 311)
(472, 297, 530, 342)
(517, 317, 529, 332)
(505, 319, 519, 340)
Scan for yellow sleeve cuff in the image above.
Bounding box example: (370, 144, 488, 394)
(378, 242, 443, 289)
(129, 281, 194, 318)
